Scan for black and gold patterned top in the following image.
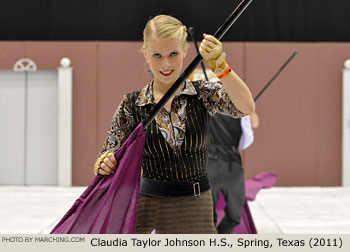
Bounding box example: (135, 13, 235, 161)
(98, 79, 244, 182)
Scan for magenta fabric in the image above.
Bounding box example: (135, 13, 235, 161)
(216, 172, 279, 234)
(245, 172, 279, 201)
(51, 123, 145, 234)
(232, 201, 257, 234)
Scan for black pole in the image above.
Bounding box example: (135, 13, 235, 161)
(254, 52, 298, 101)
(143, 0, 254, 129)
(188, 27, 209, 81)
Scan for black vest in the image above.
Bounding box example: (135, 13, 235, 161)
(208, 113, 242, 163)
(126, 82, 210, 183)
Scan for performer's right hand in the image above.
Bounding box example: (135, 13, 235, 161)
(94, 152, 117, 175)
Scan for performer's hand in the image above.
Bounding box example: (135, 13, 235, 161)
(199, 33, 226, 73)
(95, 152, 117, 175)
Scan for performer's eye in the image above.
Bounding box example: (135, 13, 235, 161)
(153, 53, 161, 58)
(170, 52, 178, 57)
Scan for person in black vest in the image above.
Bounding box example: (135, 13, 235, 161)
(207, 112, 259, 233)
(93, 15, 255, 233)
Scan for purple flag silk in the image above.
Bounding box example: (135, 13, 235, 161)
(245, 172, 279, 201)
(51, 123, 146, 234)
(216, 172, 279, 234)
(232, 201, 257, 234)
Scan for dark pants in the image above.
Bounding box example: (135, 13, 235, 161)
(207, 158, 245, 234)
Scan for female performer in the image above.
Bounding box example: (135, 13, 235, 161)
(207, 112, 259, 233)
(93, 15, 255, 234)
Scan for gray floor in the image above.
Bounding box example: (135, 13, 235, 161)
(0, 186, 349, 234)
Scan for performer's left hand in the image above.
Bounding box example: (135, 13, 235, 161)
(199, 33, 226, 72)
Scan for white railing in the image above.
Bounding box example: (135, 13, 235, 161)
(58, 58, 73, 186)
(343, 59, 350, 186)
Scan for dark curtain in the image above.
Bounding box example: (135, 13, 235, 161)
(0, 0, 349, 41)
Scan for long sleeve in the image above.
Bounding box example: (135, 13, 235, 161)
(98, 95, 136, 158)
(239, 115, 254, 150)
(197, 80, 245, 118)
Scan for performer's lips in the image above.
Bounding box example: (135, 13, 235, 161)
(160, 70, 174, 76)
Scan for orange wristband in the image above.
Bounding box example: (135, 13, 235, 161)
(217, 65, 232, 79)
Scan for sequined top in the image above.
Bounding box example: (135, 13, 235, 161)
(98, 79, 244, 182)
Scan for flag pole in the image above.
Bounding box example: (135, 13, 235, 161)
(142, 0, 254, 129)
(254, 52, 298, 101)
(188, 27, 209, 81)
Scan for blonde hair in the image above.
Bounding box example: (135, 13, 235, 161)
(143, 15, 188, 49)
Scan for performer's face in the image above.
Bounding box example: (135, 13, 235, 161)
(143, 38, 187, 86)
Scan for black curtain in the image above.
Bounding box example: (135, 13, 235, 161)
(0, 0, 349, 41)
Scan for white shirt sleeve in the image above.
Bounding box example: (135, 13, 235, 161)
(239, 115, 254, 150)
